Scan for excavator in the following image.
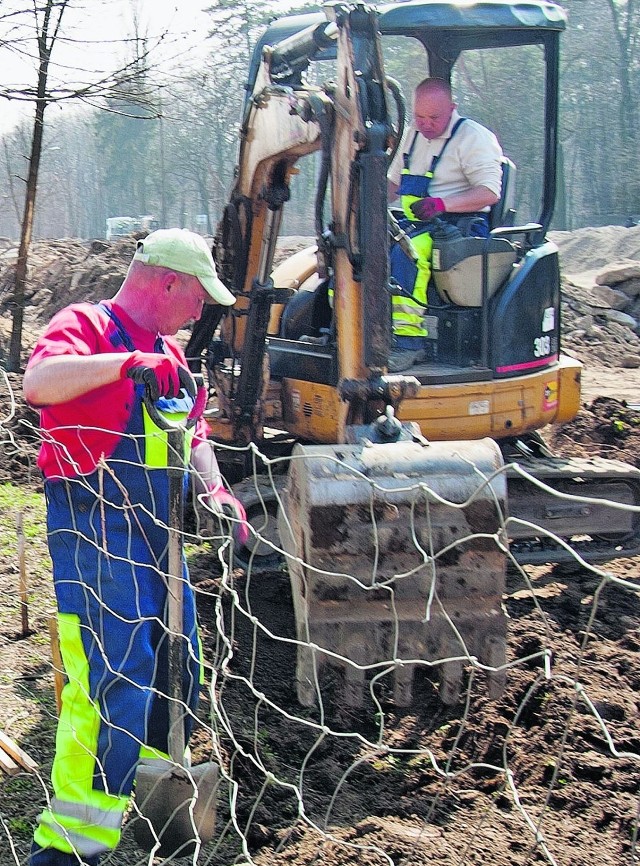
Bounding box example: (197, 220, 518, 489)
(186, 0, 640, 706)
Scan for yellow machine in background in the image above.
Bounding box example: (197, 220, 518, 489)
(186, 0, 638, 566)
(186, 1, 640, 705)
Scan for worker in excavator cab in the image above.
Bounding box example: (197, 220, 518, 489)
(387, 77, 504, 372)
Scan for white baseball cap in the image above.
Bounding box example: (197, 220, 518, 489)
(133, 228, 236, 306)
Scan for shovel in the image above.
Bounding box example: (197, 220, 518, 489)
(131, 369, 219, 858)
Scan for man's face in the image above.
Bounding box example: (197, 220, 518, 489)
(163, 274, 209, 334)
(413, 88, 456, 140)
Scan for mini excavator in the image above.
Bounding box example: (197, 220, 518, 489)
(186, 0, 640, 706)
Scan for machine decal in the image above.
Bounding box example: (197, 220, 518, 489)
(542, 307, 555, 332)
(543, 380, 558, 411)
(469, 400, 490, 416)
(533, 335, 552, 357)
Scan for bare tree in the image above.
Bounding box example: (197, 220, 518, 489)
(0, 0, 174, 371)
(7, 0, 69, 372)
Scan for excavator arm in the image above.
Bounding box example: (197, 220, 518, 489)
(193, 2, 419, 446)
(325, 1, 392, 379)
(207, 19, 328, 444)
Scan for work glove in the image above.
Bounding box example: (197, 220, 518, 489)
(205, 483, 249, 547)
(121, 351, 185, 400)
(409, 196, 446, 221)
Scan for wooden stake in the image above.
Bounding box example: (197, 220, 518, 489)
(16, 511, 29, 637)
(0, 747, 19, 776)
(0, 731, 38, 773)
(48, 614, 65, 715)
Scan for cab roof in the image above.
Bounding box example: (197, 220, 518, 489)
(249, 0, 566, 88)
(379, 0, 566, 35)
(258, 0, 566, 53)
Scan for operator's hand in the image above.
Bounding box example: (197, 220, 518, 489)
(409, 196, 446, 221)
(205, 485, 249, 547)
(121, 351, 184, 400)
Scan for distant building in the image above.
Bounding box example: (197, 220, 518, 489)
(105, 215, 159, 240)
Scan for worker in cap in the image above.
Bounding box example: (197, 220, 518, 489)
(23, 228, 247, 865)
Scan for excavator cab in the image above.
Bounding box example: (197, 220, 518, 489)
(188, 1, 640, 707)
(192, 0, 579, 446)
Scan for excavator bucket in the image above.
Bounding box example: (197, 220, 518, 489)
(278, 438, 508, 707)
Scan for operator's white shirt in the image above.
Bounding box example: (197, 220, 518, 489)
(388, 109, 503, 211)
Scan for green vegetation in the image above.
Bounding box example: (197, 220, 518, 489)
(0, 484, 52, 628)
(0, 484, 47, 539)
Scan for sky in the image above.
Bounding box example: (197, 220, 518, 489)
(0, 0, 217, 131)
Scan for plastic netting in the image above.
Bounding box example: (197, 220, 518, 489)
(1, 372, 639, 866)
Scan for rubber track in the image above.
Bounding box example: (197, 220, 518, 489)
(505, 455, 640, 565)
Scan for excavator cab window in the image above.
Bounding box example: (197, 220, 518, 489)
(271, 36, 548, 354)
(380, 37, 547, 226)
(450, 44, 546, 225)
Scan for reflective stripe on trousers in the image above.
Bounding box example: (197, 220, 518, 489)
(34, 388, 202, 858)
(391, 229, 432, 337)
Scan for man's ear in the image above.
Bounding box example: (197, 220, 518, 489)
(162, 271, 179, 293)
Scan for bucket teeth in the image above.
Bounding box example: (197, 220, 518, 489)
(279, 439, 508, 708)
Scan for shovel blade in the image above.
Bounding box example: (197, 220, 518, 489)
(133, 761, 219, 857)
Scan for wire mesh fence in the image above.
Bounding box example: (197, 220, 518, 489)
(0, 370, 639, 866)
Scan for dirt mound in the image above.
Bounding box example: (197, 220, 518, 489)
(546, 226, 640, 370)
(0, 237, 137, 358)
(546, 396, 640, 469)
(549, 224, 640, 274)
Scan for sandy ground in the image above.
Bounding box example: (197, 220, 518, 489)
(581, 366, 638, 406)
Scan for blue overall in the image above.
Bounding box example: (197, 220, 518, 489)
(390, 119, 489, 343)
(33, 307, 201, 861)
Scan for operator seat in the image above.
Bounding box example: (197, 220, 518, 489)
(489, 157, 516, 229)
(270, 245, 333, 341)
(429, 157, 519, 307)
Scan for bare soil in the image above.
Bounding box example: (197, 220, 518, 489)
(0, 231, 639, 866)
(581, 366, 638, 406)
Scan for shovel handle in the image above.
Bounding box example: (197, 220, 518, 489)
(134, 367, 203, 762)
(131, 367, 200, 434)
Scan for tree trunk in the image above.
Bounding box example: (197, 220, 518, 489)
(8, 104, 47, 372)
(8, 1, 61, 372)
(554, 141, 567, 230)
